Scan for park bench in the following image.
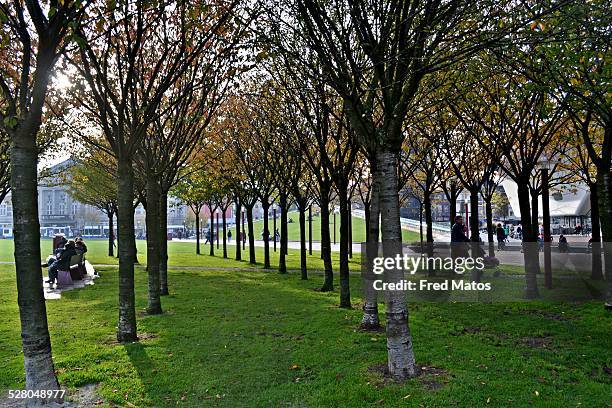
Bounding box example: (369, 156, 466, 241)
(57, 253, 86, 287)
(69, 252, 86, 281)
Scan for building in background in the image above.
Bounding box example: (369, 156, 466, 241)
(0, 159, 193, 239)
(501, 180, 591, 233)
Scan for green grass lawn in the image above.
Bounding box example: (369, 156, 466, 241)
(249, 211, 421, 243)
(0, 239, 364, 271)
(0, 241, 610, 406)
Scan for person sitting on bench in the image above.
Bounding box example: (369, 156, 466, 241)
(44, 240, 77, 285)
(54, 236, 67, 256)
(75, 237, 88, 254)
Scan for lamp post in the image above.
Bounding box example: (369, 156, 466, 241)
(216, 211, 219, 249)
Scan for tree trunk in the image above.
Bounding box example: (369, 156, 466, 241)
(279, 192, 288, 273)
(308, 205, 313, 255)
(425, 191, 434, 244)
(596, 168, 612, 309)
(145, 175, 162, 315)
(377, 149, 417, 381)
(108, 210, 115, 257)
(209, 205, 215, 256)
(484, 198, 495, 258)
(517, 181, 539, 299)
(117, 157, 138, 341)
(11, 127, 61, 400)
(159, 191, 169, 296)
(235, 198, 242, 261)
(530, 189, 542, 278)
(338, 180, 351, 308)
(424, 190, 435, 277)
(298, 201, 307, 279)
(449, 187, 458, 229)
(348, 208, 353, 258)
(361, 163, 380, 330)
(246, 205, 256, 264)
(469, 188, 481, 282)
(319, 187, 334, 292)
(589, 182, 603, 280)
(469, 189, 480, 242)
(262, 200, 271, 268)
(222, 207, 228, 258)
(419, 202, 423, 253)
(364, 199, 371, 241)
(195, 210, 201, 255)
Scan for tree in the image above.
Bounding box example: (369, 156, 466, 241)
(280, 128, 315, 280)
(439, 105, 499, 261)
(0, 131, 9, 204)
(214, 186, 233, 259)
(477, 171, 505, 257)
(68, 152, 118, 257)
(401, 131, 446, 276)
(230, 90, 278, 268)
(280, 0, 551, 380)
(454, 70, 567, 299)
(563, 115, 605, 280)
(491, 191, 509, 220)
(70, 0, 234, 341)
(172, 167, 211, 256)
(279, 72, 337, 292)
(406, 109, 454, 231)
(143, 8, 249, 296)
(352, 151, 381, 329)
(499, 0, 611, 307)
(226, 107, 260, 265)
(274, 59, 359, 304)
(0, 0, 87, 401)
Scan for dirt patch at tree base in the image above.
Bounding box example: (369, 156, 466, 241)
(366, 364, 448, 389)
(356, 324, 385, 333)
(519, 336, 554, 349)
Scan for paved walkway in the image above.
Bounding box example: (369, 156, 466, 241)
(42, 261, 98, 300)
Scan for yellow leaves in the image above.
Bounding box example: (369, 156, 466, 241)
(490, 105, 499, 113)
(255, 51, 269, 63)
(569, 78, 581, 87)
(290, 364, 300, 370)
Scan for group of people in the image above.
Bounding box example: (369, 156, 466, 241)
(261, 229, 281, 242)
(452, 217, 576, 254)
(204, 229, 247, 244)
(43, 236, 88, 285)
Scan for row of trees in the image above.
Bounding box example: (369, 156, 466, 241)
(1, 0, 609, 402)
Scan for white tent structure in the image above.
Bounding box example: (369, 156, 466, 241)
(501, 180, 591, 228)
